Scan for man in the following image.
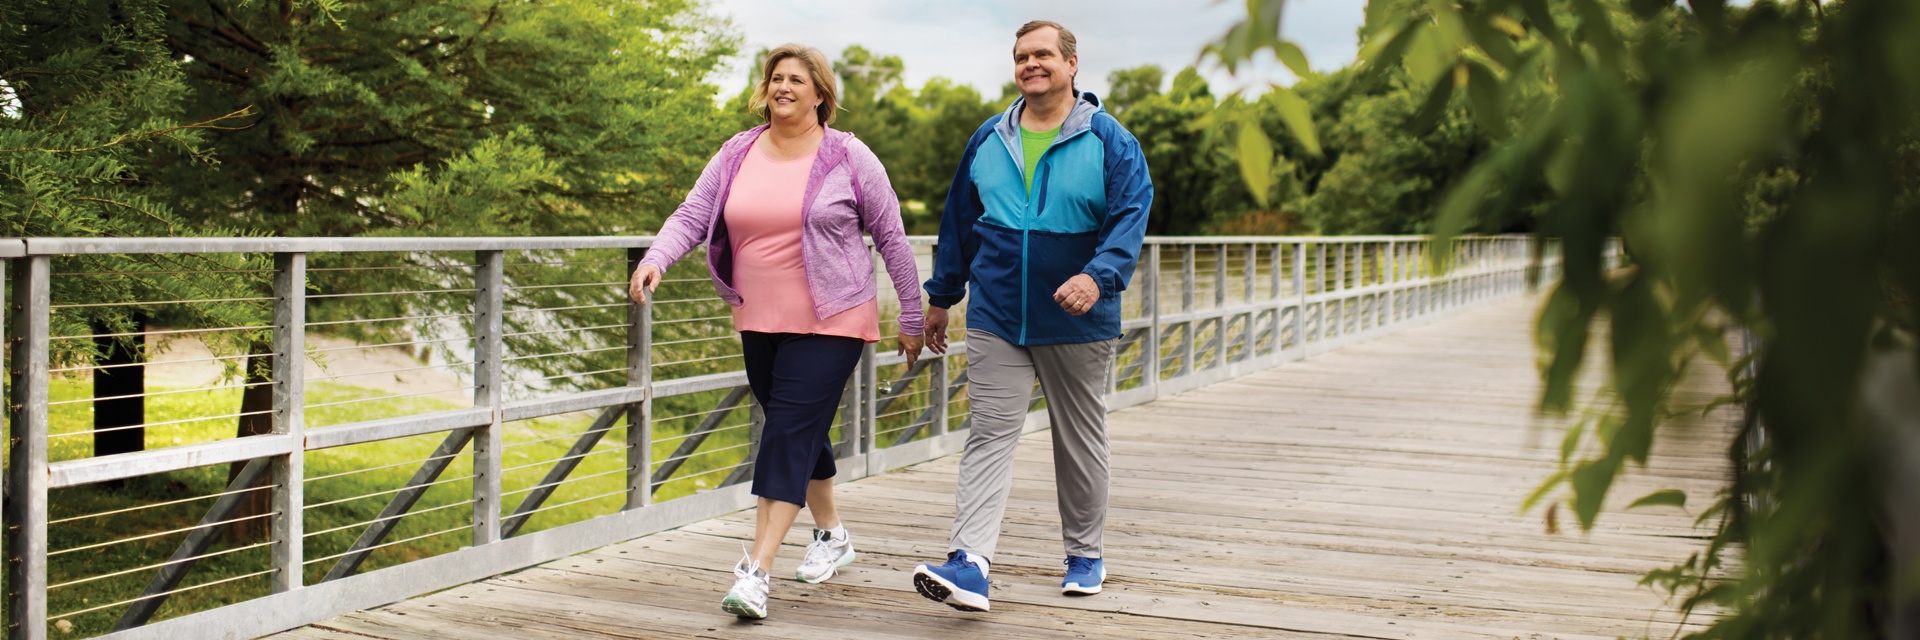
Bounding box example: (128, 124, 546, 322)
(912, 20, 1151, 612)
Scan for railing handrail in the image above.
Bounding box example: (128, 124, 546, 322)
(1, 234, 1599, 640)
(0, 233, 1543, 257)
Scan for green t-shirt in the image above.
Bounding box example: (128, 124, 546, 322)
(1021, 124, 1059, 195)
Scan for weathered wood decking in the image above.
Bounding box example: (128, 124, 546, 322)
(270, 294, 1734, 640)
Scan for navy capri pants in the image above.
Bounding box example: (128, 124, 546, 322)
(740, 331, 863, 507)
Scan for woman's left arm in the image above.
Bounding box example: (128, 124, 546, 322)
(850, 144, 925, 340)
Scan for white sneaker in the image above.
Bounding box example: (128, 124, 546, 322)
(721, 554, 770, 619)
(795, 527, 856, 583)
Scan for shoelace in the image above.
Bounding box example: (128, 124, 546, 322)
(1065, 556, 1096, 575)
(734, 545, 768, 597)
(802, 531, 837, 566)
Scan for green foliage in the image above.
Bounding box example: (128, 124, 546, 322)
(1111, 68, 1271, 235)
(1104, 65, 1164, 115)
(1221, 0, 1920, 636)
(2, 0, 269, 364)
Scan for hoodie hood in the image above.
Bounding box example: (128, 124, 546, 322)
(993, 91, 1105, 179)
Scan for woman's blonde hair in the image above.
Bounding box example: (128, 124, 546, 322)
(749, 44, 838, 126)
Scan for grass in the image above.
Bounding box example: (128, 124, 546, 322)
(18, 375, 772, 638)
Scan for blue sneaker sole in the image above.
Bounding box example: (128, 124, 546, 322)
(1062, 566, 1106, 596)
(913, 567, 989, 612)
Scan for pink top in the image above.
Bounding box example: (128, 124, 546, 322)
(724, 138, 880, 342)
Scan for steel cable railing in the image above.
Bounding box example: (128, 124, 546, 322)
(0, 234, 1582, 640)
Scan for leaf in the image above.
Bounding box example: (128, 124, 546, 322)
(1522, 468, 1569, 513)
(1536, 283, 1594, 414)
(1235, 119, 1274, 207)
(1360, 20, 1425, 79)
(1274, 42, 1315, 80)
(1559, 418, 1587, 463)
(1570, 455, 1622, 529)
(1404, 27, 1450, 90)
(1464, 59, 1509, 138)
(1268, 86, 1321, 157)
(1516, 0, 1574, 62)
(1407, 62, 1458, 134)
(1569, 0, 1625, 70)
(1628, 489, 1688, 510)
(1611, 274, 1671, 465)
(1694, 323, 1729, 367)
(1462, 12, 1522, 69)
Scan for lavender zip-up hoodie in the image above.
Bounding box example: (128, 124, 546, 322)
(639, 125, 925, 336)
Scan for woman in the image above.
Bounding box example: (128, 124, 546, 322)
(627, 44, 925, 620)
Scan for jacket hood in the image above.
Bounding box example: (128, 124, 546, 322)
(994, 91, 1105, 177)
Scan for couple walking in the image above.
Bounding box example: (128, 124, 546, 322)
(626, 20, 1152, 619)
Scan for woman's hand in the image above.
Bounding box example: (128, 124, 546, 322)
(628, 265, 661, 304)
(923, 306, 949, 354)
(897, 331, 925, 369)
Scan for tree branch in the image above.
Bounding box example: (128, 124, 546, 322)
(7, 108, 257, 155)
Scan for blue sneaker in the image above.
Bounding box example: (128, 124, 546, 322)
(1062, 556, 1105, 595)
(913, 550, 990, 611)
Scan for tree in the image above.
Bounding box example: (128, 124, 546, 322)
(1105, 65, 1164, 115)
(1215, 0, 1920, 637)
(128, 0, 735, 538)
(1113, 67, 1257, 235)
(4, 0, 264, 476)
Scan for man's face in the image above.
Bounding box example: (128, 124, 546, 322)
(1013, 27, 1077, 101)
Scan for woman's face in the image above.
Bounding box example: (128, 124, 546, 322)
(766, 57, 823, 126)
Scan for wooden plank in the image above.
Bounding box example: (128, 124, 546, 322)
(264, 294, 1733, 640)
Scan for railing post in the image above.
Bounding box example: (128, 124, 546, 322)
(1314, 243, 1327, 343)
(1387, 241, 1398, 325)
(931, 355, 950, 435)
(1293, 242, 1307, 357)
(471, 250, 505, 546)
(1145, 243, 1162, 396)
(860, 343, 876, 457)
(1266, 243, 1281, 358)
(1180, 244, 1195, 377)
(1244, 243, 1259, 355)
(1333, 242, 1346, 337)
(626, 247, 653, 510)
(271, 253, 306, 594)
(8, 255, 48, 640)
(1213, 243, 1227, 369)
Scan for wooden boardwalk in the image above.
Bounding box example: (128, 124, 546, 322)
(270, 294, 1733, 640)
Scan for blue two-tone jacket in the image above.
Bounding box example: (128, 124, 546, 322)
(924, 92, 1152, 346)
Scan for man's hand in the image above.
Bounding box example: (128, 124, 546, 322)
(1053, 273, 1099, 316)
(628, 265, 661, 304)
(924, 306, 950, 354)
(897, 331, 925, 369)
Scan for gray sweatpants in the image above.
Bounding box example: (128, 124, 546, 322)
(950, 328, 1115, 561)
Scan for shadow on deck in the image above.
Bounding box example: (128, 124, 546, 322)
(270, 294, 1732, 640)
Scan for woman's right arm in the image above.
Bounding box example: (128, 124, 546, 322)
(631, 146, 733, 303)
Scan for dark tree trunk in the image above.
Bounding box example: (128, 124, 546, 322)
(93, 318, 146, 490)
(227, 340, 275, 542)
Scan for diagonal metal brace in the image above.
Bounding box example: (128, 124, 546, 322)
(502, 404, 627, 539)
(321, 427, 476, 583)
(112, 457, 273, 632)
(887, 367, 970, 447)
(1113, 328, 1149, 384)
(870, 358, 933, 418)
(649, 385, 751, 492)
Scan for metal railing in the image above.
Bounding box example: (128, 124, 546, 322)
(0, 234, 1601, 639)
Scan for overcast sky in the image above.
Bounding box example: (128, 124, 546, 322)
(702, 0, 1372, 102)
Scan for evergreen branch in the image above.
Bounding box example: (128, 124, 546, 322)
(203, 0, 270, 56)
(7, 108, 257, 155)
(69, 197, 178, 233)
